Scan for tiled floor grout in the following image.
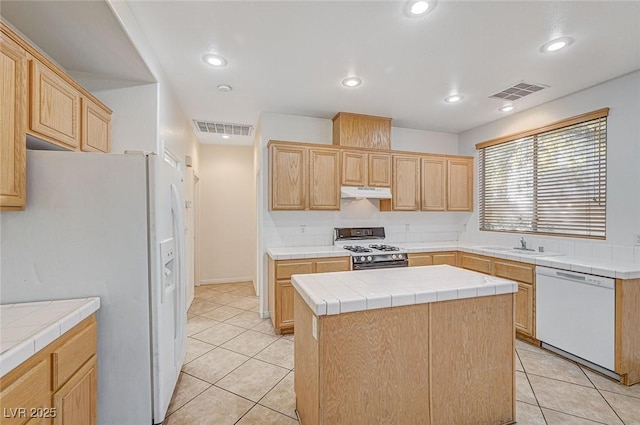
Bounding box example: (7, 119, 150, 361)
(166, 282, 637, 425)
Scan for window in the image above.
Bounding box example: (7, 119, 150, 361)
(477, 108, 608, 239)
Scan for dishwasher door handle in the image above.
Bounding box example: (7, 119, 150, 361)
(555, 271, 587, 281)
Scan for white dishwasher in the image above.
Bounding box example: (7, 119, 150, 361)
(536, 266, 617, 378)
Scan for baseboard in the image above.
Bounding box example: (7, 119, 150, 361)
(199, 276, 254, 285)
(260, 311, 271, 319)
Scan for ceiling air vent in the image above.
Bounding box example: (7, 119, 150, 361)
(193, 120, 253, 136)
(489, 82, 548, 101)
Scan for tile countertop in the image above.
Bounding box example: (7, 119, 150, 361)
(291, 264, 518, 316)
(267, 243, 640, 279)
(0, 297, 100, 377)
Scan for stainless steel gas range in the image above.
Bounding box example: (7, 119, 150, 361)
(334, 227, 408, 270)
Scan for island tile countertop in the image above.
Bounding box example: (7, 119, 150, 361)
(267, 242, 640, 279)
(291, 264, 518, 316)
(0, 297, 100, 377)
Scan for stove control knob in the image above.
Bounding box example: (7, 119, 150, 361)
(367, 256, 372, 261)
(360, 256, 366, 262)
(391, 254, 397, 259)
(397, 254, 404, 259)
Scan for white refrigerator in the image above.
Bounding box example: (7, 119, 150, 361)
(0, 149, 187, 425)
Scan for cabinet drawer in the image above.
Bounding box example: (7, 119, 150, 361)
(460, 254, 492, 274)
(493, 261, 534, 284)
(276, 261, 314, 280)
(315, 257, 350, 273)
(433, 253, 457, 266)
(52, 321, 97, 390)
(0, 359, 50, 425)
(408, 254, 433, 267)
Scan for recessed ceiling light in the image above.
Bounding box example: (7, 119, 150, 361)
(217, 84, 232, 92)
(499, 104, 514, 112)
(405, 0, 437, 17)
(202, 54, 227, 67)
(444, 94, 463, 103)
(221, 134, 231, 139)
(541, 37, 574, 53)
(341, 77, 363, 88)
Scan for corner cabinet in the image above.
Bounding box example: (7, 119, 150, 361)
(458, 253, 535, 340)
(269, 142, 340, 211)
(268, 256, 350, 334)
(0, 315, 98, 425)
(0, 30, 28, 211)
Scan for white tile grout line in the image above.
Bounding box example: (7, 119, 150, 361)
(580, 367, 627, 425)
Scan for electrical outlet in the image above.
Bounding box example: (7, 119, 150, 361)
(635, 234, 640, 245)
(300, 225, 306, 234)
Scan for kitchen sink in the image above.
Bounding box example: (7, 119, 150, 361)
(477, 246, 564, 257)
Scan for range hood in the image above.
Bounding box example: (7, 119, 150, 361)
(340, 186, 392, 199)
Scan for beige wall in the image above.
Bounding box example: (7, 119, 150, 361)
(199, 144, 256, 284)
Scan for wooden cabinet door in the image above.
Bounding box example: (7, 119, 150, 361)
(433, 253, 457, 266)
(0, 32, 28, 211)
(421, 156, 446, 211)
(30, 60, 80, 150)
(53, 356, 97, 425)
(278, 281, 295, 329)
(341, 151, 367, 186)
(392, 155, 420, 211)
(447, 157, 473, 211)
(515, 283, 534, 337)
(368, 153, 391, 187)
(81, 97, 110, 153)
(309, 148, 340, 210)
(270, 144, 307, 210)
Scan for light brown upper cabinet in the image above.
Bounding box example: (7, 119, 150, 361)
(309, 148, 340, 210)
(81, 97, 111, 153)
(269, 142, 341, 211)
(341, 150, 391, 187)
(270, 143, 308, 210)
(332, 112, 391, 150)
(30, 59, 81, 150)
(421, 156, 446, 211)
(447, 157, 473, 211)
(1, 31, 28, 211)
(390, 154, 421, 211)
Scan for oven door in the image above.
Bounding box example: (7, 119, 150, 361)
(352, 260, 408, 270)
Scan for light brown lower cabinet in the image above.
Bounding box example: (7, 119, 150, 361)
(294, 289, 515, 425)
(407, 251, 457, 267)
(268, 256, 350, 334)
(458, 253, 536, 340)
(0, 315, 97, 425)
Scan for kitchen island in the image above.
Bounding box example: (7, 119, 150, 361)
(292, 265, 517, 425)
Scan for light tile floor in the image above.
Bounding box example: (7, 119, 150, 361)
(166, 282, 640, 424)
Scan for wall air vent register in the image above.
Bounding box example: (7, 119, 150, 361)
(193, 120, 253, 136)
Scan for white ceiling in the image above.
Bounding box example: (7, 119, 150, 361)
(2, 1, 640, 146)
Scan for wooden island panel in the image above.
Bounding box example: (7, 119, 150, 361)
(295, 290, 515, 425)
(429, 295, 514, 425)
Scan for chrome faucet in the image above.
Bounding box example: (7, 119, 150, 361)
(520, 237, 527, 250)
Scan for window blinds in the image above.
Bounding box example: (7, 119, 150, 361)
(478, 111, 607, 239)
